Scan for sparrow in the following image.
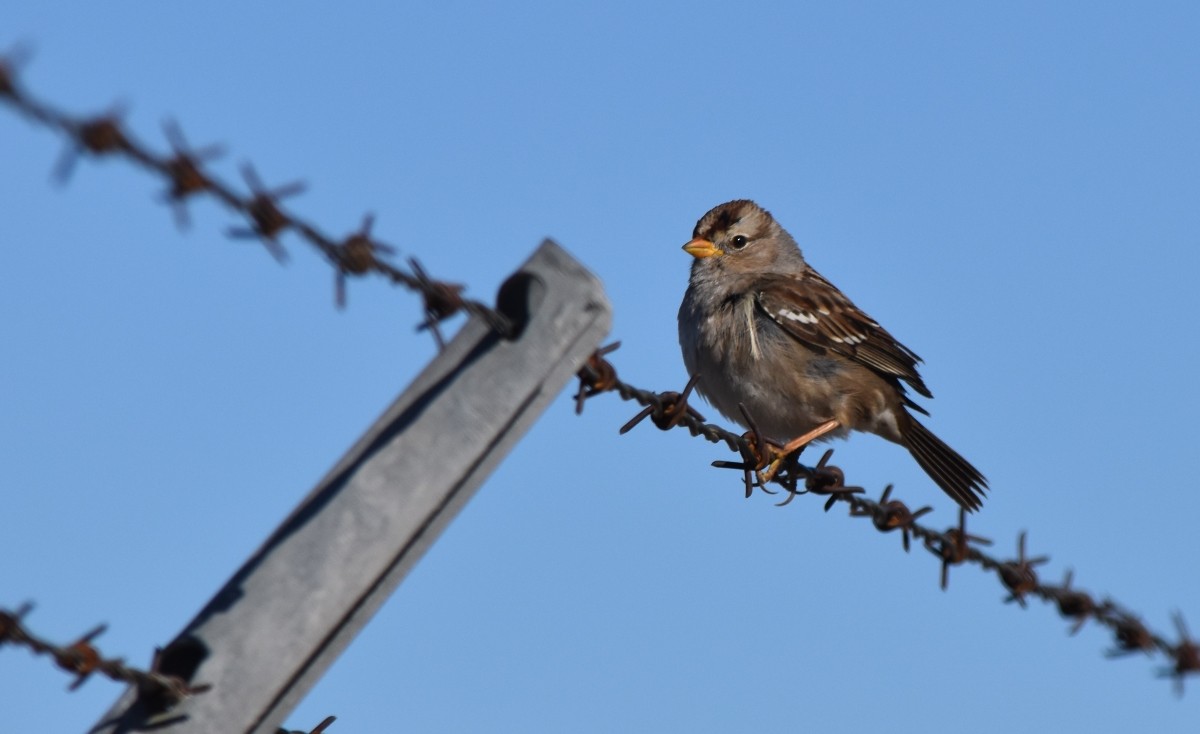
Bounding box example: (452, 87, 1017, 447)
(677, 199, 987, 511)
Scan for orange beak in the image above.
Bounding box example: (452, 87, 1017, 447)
(682, 238, 723, 259)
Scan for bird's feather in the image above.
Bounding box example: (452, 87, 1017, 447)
(754, 269, 934, 399)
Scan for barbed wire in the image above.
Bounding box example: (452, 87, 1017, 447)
(0, 603, 210, 704)
(573, 343, 1200, 694)
(0, 604, 340, 729)
(0, 50, 1196, 720)
(0, 50, 511, 341)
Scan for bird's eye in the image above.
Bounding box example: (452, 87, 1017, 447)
(730, 235, 749, 250)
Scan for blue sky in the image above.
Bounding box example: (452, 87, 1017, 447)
(2, 2, 1198, 731)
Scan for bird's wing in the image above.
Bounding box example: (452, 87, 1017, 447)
(754, 268, 933, 399)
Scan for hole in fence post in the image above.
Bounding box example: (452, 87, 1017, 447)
(142, 635, 208, 711)
(495, 271, 544, 341)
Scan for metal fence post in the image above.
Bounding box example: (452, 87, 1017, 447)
(91, 240, 611, 734)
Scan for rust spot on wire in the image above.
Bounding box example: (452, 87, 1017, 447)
(55, 107, 130, 182)
(1106, 609, 1157, 658)
(408, 257, 466, 350)
(997, 531, 1049, 607)
(619, 373, 705, 434)
(79, 116, 127, 154)
(160, 119, 223, 228)
(850, 485, 932, 551)
(333, 213, 396, 308)
(1163, 613, 1200, 695)
(925, 508, 993, 591)
(711, 404, 776, 498)
(574, 341, 621, 414)
(1044, 570, 1096, 635)
(55, 623, 107, 690)
(798, 448, 865, 511)
(226, 163, 305, 263)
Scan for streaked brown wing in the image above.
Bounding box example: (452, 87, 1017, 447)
(754, 269, 933, 399)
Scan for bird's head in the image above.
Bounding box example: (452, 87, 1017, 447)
(682, 199, 804, 276)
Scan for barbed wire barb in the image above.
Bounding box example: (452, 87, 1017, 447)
(160, 118, 224, 229)
(409, 257, 466, 350)
(850, 485, 932, 551)
(1162, 612, 1200, 696)
(1043, 569, 1097, 635)
(333, 212, 396, 308)
(53, 102, 130, 183)
(226, 162, 305, 263)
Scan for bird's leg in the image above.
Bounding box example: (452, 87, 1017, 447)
(780, 420, 840, 455)
(758, 419, 841, 485)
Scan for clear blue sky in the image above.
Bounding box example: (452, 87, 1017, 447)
(3, 2, 1198, 731)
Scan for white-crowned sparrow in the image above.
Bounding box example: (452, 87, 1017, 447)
(677, 199, 987, 511)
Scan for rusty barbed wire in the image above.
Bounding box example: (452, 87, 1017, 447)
(2, 56, 1196, 700)
(0, 55, 512, 342)
(0, 603, 211, 704)
(573, 341, 1200, 693)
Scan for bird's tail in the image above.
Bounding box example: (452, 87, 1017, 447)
(902, 416, 988, 512)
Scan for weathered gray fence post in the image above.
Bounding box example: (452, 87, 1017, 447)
(91, 240, 611, 734)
